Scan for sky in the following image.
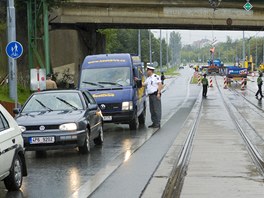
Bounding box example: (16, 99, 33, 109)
(152, 30, 264, 45)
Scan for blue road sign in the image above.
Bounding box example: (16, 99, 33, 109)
(6, 41, 23, 59)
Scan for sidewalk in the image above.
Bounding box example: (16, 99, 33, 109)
(180, 86, 264, 198)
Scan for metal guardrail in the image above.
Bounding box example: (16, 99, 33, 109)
(0, 74, 8, 86)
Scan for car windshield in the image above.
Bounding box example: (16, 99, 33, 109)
(22, 92, 83, 112)
(80, 67, 131, 89)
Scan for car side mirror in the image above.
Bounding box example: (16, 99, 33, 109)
(88, 104, 98, 111)
(136, 79, 142, 88)
(13, 108, 21, 114)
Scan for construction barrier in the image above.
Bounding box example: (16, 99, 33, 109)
(198, 75, 201, 86)
(209, 77, 213, 87)
(241, 78, 245, 90)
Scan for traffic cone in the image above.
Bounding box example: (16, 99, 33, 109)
(241, 78, 245, 90)
(224, 77, 227, 89)
(209, 77, 213, 87)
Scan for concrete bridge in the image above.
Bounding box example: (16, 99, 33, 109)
(51, 0, 264, 30)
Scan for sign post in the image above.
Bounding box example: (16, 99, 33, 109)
(6, 0, 19, 108)
(6, 41, 23, 108)
(244, 2, 253, 11)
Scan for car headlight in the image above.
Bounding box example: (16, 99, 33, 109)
(122, 101, 133, 111)
(19, 126, 26, 133)
(59, 123, 77, 131)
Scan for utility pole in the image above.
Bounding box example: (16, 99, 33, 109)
(256, 37, 258, 67)
(160, 29, 162, 72)
(149, 30, 152, 64)
(248, 37, 252, 57)
(27, 0, 50, 73)
(43, 0, 50, 74)
(166, 32, 169, 67)
(7, 0, 18, 107)
(138, 30, 141, 57)
(243, 31, 245, 65)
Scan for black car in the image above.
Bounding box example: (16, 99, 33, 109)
(14, 90, 103, 154)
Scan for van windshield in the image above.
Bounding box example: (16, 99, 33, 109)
(80, 67, 131, 89)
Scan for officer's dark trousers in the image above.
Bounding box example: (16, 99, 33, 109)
(149, 94, 161, 126)
(255, 85, 263, 97)
(203, 85, 208, 97)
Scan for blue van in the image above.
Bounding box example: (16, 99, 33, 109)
(79, 54, 146, 130)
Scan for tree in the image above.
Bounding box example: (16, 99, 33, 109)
(169, 32, 182, 65)
(101, 29, 171, 65)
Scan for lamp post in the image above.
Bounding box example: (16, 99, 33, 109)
(149, 31, 152, 64)
(256, 37, 258, 67)
(138, 30, 141, 57)
(243, 31, 246, 65)
(166, 31, 169, 67)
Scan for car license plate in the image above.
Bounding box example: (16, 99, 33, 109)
(103, 116, 112, 121)
(29, 137, 55, 144)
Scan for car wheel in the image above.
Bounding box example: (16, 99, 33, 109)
(138, 105, 146, 125)
(79, 130, 90, 154)
(4, 154, 23, 191)
(94, 126, 104, 145)
(129, 112, 139, 130)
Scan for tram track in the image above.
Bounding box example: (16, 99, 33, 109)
(162, 94, 203, 198)
(162, 76, 264, 198)
(215, 76, 264, 175)
(230, 86, 264, 113)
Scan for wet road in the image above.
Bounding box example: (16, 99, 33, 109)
(0, 68, 198, 198)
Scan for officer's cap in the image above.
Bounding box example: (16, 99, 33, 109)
(147, 66, 155, 70)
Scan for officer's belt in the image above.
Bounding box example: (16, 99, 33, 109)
(149, 91, 158, 96)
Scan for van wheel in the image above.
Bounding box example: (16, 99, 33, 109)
(138, 106, 146, 125)
(79, 130, 90, 154)
(4, 154, 23, 191)
(129, 113, 139, 130)
(94, 126, 104, 145)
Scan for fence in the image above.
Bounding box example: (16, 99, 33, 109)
(0, 101, 15, 117)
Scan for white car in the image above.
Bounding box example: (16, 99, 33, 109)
(0, 104, 27, 191)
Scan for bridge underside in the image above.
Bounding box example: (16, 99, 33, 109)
(50, 0, 264, 31)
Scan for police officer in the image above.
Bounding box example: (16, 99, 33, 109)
(202, 74, 209, 97)
(255, 72, 263, 99)
(136, 66, 162, 128)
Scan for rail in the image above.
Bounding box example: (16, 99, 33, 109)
(215, 76, 264, 175)
(162, 94, 202, 198)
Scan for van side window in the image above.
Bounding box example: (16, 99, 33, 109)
(0, 112, 9, 132)
(83, 92, 96, 104)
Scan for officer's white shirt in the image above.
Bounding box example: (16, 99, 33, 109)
(144, 73, 162, 94)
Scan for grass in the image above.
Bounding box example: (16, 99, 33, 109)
(0, 85, 31, 104)
(156, 67, 180, 76)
